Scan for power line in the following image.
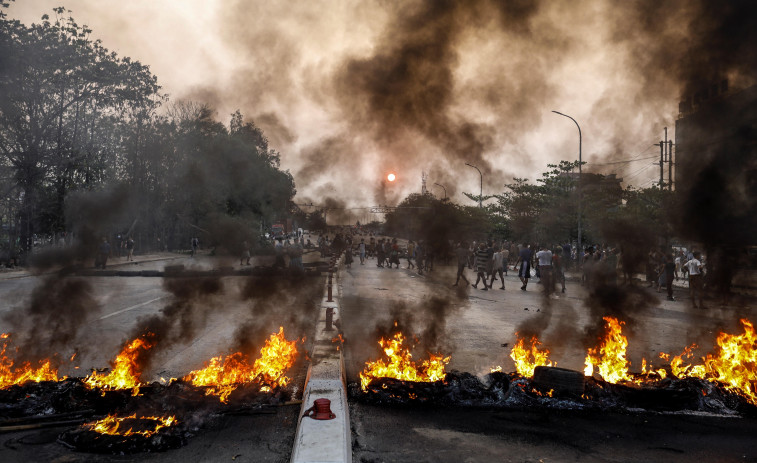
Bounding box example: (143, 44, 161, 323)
(591, 144, 658, 166)
(624, 162, 657, 183)
(592, 154, 658, 166)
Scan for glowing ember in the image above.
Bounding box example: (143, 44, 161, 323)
(359, 332, 450, 391)
(584, 317, 633, 384)
(0, 333, 62, 388)
(84, 413, 178, 437)
(509, 335, 554, 378)
(84, 334, 155, 394)
(661, 319, 757, 404)
(184, 327, 298, 402)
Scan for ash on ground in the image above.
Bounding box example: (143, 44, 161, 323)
(350, 371, 757, 417)
(1, 378, 295, 454)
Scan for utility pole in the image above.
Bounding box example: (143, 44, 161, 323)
(659, 135, 665, 189)
(659, 128, 674, 191)
(668, 138, 674, 191)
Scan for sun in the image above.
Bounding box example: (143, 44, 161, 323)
(387, 173, 396, 182)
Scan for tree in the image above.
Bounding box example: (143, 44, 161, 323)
(0, 9, 160, 257)
(384, 192, 492, 259)
(494, 160, 581, 244)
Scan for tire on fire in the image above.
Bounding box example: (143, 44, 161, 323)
(532, 366, 585, 396)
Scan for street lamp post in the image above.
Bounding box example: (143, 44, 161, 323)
(552, 110, 582, 264)
(433, 182, 447, 200)
(465, 163, 483, 208)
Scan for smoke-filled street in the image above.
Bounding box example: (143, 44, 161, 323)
(2, 0, 757, 461)
(339, 254, 757, 462)
(0, 253, 321, 462)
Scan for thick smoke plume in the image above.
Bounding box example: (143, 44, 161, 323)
(232, 276, 322, 356)
(3, 277, 100, 364)
(2, 185, 135, 365)
(124, 276, 226, 373)
(115, 274, 322, 376)
(8, 1, 757, 205)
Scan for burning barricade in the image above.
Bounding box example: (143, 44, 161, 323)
(0, 327, 304, 454)
(352, 319, 757, 417)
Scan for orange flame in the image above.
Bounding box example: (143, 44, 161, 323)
(584, 317, 633, 383)
(184, 327, 298, 402)
(84, 335, 155, 394)
(660, 319, 756, 404)
(509, 335, 554, 378)
(0, 333, 62, 388)
(84, 413, 178, 437)
(359, 332, 450, 391)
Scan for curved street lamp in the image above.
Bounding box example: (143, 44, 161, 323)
(464, 163, 483, 208)
(552, 110, 582, 263)
(433, 182, 447, 200)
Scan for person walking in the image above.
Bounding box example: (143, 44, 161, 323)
(501, 245, 510, 276)
(472, 242, 489, 290)
(685, 251, 705, 308)
(406, 240, 416, 269)
(516, 244, 532, 291)
(389, 238, 401, 269)
(453, 241, 471, 287)
(125, 236, 135, 261)
(664, 253, 676, 301)
(376, 239, 385, 267)
(489, 246, 505, 289)
(97, 237, 111, 269)
(535, 245, 553, 296)
(415, 241, 425, 275)
(553, 247, 566, 293)
(191, 237, 199, 257)
(240, 240, 251, 266)
(358, 239, 366, 265)
(344, 243, 354, 268)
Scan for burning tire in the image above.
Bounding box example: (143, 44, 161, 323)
(532, 366, 585, 396)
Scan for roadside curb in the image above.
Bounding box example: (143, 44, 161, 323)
(291, 253, 350, 463)
(0, 255, 184, 281)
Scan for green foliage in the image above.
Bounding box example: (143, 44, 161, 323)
(494, 161, 581, 244)
(0, 10, 296, 258)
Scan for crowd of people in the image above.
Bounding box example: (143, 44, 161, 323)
(323, 232, 710, 307)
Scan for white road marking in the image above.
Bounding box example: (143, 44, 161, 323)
(97, 296, 169, 320)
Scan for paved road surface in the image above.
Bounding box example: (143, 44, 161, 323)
(339, 255, 757, 463)
(0, 253, 319, 463)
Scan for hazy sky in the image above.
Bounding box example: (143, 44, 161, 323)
(9, 0, 743, 215)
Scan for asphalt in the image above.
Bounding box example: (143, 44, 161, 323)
(2, 247, 755, 463)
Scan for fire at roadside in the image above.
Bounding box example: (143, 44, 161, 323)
(0, 327, 304, 454)
(349, 318, 757, 418)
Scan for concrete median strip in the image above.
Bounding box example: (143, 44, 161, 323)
(291, 255, 351, 463)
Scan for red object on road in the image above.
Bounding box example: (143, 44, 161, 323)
(303, 398, 336, 420)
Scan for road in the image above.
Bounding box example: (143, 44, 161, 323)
(1, 249, 756, 462)
(0, 252, 320, 463)
(338, 255, 757, 463)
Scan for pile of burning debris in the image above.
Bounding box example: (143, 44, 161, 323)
(351, 317, 757, 417)
(0, 328, 302, 454)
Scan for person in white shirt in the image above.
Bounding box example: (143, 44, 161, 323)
(684, 251, 705, 308)
(535, 245, 553, 296)
(489, 247, 505, 290)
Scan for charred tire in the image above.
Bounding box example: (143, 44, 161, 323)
(532, 366, 585, 396)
